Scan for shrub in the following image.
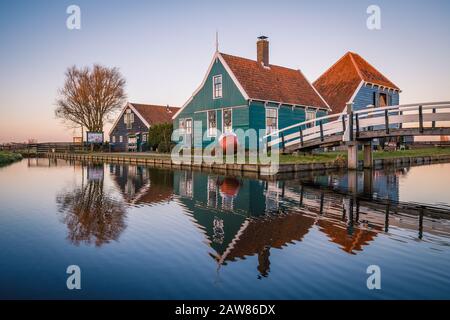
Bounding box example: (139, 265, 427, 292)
(148, 123, 174, 153)
(0, 152, 23, 166)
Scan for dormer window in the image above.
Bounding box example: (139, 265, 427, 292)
(213, 75, 222, 99)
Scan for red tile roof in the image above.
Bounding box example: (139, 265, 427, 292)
(313, 52, 400, 114)
(220, 53, 329, 109)
(130, 103, 179, 126)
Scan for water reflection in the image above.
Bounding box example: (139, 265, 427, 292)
(109, 164, 173, 206)
(56, 165, 126, 247)
(2, 158, 449, 299)
(50, 159, 450, 279)
(174, 169, 450, 277)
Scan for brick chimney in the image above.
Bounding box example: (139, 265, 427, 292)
(257, 36, 269, 67)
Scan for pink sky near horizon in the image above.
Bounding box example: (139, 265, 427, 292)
(1, 0, 450, 143)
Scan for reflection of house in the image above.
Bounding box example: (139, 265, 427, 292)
(216, 213, 316, 277)
(174, 171, 316, 277)
(173, 168, 450, 277)
(110, 164, 173, 205)
(317, 219, 378, 254)
(109, 103, 179, 152)
(309, 169, 402, 202)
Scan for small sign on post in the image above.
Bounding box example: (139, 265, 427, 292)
(73, 137, 83, 145)
(86, 132, 104, 144)
(86, 132, 104, 152)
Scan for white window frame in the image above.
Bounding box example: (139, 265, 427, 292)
(222, 108, 233, 133)
(305, 109, 317, 129)
(112, 136, 116, 143)
(207, 110, 217, 137)
(213, 75, 223, 99)
(119, 135, 123, 143)
(265, 107, 278, 134)
(185, 118, 193, 135)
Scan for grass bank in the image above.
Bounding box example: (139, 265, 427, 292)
(50, 147, 450, 167)
(280, 147, 450, 164)
(0, 152, 23, 166)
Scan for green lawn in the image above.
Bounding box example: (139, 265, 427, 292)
(70, 147, 450, 166)
(280, 151, 345, 164)
(0, 151, 23, 166)
(279, 147, 450, 164)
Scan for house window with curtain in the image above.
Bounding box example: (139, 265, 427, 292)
(223, 109, 232, 133)
(207, 110, 217, 137)
(213, 75, 222, 99)
(265, 108, 278, 134)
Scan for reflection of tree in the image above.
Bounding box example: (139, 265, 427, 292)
(56, 180, 126, 247)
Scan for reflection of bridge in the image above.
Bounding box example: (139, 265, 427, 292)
(265, 101, 450, 169)
(173, 170, 450, 277)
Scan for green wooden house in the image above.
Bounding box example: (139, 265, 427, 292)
(172, 36, 330, 150)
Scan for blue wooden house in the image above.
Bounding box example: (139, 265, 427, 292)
(313, 52, 401, 115)
(172, 36, 330, 149)
(109, 103, 179, 152)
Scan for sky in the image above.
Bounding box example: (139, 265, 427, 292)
(0, 0, 449, 143)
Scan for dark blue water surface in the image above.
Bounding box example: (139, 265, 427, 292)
(1, 158, 450, 299)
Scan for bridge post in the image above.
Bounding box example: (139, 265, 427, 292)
(347, 170, 358, 194)
(346, 103, 359, 170)
(363, 169, 373, 194)
(363, 141, 373, 168)
(347, 142, 359, 170)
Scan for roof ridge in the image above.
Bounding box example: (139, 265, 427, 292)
(220, 52, 301, 73)
(350, 53, 400, 90)
(297, 68, 332, 111)
(130, 102, 178, 108)
(348, 52, 364, 81)
(313, 52, 356, 85)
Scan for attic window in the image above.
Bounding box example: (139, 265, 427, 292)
(124, 109, 134, 129)
(213, 75, 223, 99)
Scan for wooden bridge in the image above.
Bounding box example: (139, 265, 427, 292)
(264, 101, 450, 169)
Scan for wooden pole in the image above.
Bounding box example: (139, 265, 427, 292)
(419, 105, 424, 133)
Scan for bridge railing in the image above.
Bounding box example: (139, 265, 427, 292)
(264, 101, 450, 150)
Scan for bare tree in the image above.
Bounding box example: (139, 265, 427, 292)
(55, 64, 127, 132)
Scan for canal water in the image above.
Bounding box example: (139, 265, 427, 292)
(0, 158, 450, 299)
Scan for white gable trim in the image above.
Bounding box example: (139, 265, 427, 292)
(341, 80, 365, 115)
(298, 69, 332, 111)
(108, 102, 151, 136)
(172, 52, 249, 120)
(217, 53, 250, 100)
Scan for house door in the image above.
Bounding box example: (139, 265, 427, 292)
(379, 93, 388, 107)
(185, 118, 193, 147)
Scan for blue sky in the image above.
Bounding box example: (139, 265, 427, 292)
(1, 0, 449, 142)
